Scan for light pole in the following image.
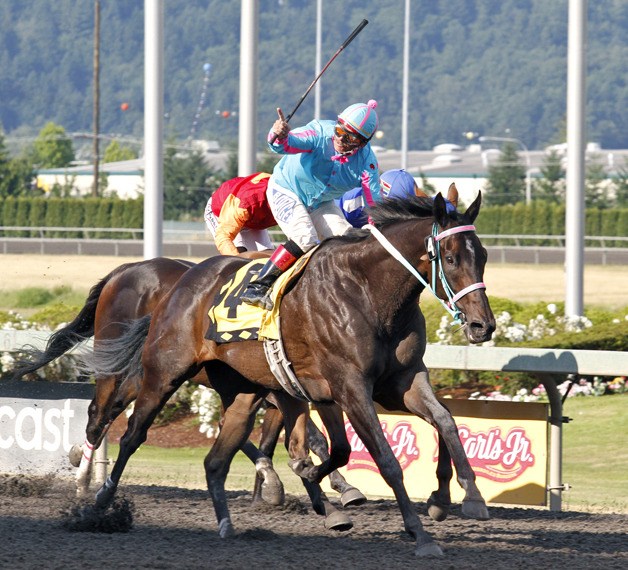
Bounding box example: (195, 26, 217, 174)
(479, 135, 532, 204)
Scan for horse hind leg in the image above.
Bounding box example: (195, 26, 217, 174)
(240, 440, 285, 506)
(426, 433, 453, 522)
(204, 389, 267, 538)
(246, 403, 285, 505)
(73, 374, 140, 497)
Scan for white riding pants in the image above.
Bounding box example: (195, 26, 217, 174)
(204, 197, 274, 252)
(266, 177, 352, 252)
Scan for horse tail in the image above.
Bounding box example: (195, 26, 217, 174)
(79, 315, 151, 382)
(11, 274, 111, 380)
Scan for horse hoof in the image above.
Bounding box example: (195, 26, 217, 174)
(340, 487, 367, 508)
(462, 499, 490, 520)
(69, 444, 83, 468)
(324, 511, 353, 532)
(261, 478, 285, 507)
(426, 496, 450, 522)
(415, 541, 444, 557)
(218, 517, 235, 538)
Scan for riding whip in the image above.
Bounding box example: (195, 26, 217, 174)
(270, 19, 369, 144)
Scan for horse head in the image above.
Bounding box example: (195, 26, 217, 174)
(431, 188, 495, 344)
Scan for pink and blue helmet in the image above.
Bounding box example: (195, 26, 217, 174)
(337, 99, 379, 140)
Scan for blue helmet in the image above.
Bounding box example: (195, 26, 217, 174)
(380, 169, 418, 199)
(337, 99, 379, 140)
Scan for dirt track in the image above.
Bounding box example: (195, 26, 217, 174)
(0, 476, 626, 570)
(1, 254, 627, 307)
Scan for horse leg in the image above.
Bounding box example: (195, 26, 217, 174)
(306, 413, 366, 507)
(342, 391, 443, 557)
(273, 394, 353, 532)
(381, 367, 489, 521)
(93, 373, 182, 510)
(248, 403, 285, 505)
(203, 386, 267, 538)
(73, 374, 141, 497)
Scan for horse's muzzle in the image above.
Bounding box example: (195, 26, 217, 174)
(466, 318, 496, 344)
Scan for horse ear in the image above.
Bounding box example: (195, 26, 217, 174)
(465, 191, 482, 223)
(415, 186, 429, 198)
(433, 192, 449, 228)
(446, 182, 459, 208)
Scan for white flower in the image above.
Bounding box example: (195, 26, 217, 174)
(547, 303, 557, 315)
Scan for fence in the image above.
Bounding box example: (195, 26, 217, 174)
(1, 227, 628, 265)
(2, 328, 627, 510)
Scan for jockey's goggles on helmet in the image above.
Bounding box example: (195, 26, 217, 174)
(334, 123, 366, 146)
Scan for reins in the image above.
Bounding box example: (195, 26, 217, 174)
(367, 222, 486, 324)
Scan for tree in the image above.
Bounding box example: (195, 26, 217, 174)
(484, 142, 526, 205)
(613, 157, 628, 207)
(584, 156, 609, 209)
(534, 150, 565, 203)
(33, 122, 75, 168)
(103, 140, 137, 163)
(163, 148, 213, 220)
(0, 130, 35, 198)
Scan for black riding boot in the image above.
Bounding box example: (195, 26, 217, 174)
(240, 240, 304, 310)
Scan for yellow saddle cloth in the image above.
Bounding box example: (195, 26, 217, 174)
(206, 250, 314, 343)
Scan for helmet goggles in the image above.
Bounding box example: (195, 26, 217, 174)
(334, 121, 367, 147)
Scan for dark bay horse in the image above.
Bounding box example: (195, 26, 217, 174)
(11, 255, 364, 524)
(83, 191, 495, 557)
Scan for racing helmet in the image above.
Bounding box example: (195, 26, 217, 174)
(380, 169, 419, 199)
(337, 99, 379, 140)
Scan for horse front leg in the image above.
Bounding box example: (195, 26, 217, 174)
(398, 368, 489, 521)
(342, 390, 443, 557)
(306, 413, 366, 507)
(274, 394, 353, 532)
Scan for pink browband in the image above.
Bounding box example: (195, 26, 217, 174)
(451, 282, 486, 303)
(434, 225, 476, 242)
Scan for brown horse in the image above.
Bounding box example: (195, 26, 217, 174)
(82, 190, 495, 557)
(11, 255, 365, 527)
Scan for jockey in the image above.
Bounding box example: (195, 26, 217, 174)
(241, 100, 382, 310)
(338, 168, 421, 228)
(203, 172, 275, 256)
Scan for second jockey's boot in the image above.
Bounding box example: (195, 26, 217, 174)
(240, 240, 304, 310)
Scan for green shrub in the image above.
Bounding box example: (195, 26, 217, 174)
(2, 196, 17, 237)
(14, 198, 30, 237)
(14, 288, 55, 308)
(29, 199, 47, 237)
(29, 303, 82, 329)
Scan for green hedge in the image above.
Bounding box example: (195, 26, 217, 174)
(0, 197, 626, 244)
(0, 197, 144, 238)
(475, 201, 628, 246)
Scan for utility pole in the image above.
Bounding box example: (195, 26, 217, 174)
(92, 0, 100, 197)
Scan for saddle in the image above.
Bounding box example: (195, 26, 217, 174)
(205, 250, 317, 401)
(206, 249, 314, 343)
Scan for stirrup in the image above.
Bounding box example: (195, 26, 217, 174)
(241, 285, 274, 311)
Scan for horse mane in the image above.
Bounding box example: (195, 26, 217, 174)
(367, 195, 453, 228)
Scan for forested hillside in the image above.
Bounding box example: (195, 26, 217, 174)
(1, 0, 626, 153)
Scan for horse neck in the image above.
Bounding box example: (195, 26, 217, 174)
(360, 219, 431, 322)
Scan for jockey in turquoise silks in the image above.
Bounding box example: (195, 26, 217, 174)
(241, 100, 382, 310)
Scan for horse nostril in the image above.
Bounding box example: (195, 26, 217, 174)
(469, 320, 495, 340)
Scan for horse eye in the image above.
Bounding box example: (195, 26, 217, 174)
(445, 255, 455, 265)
